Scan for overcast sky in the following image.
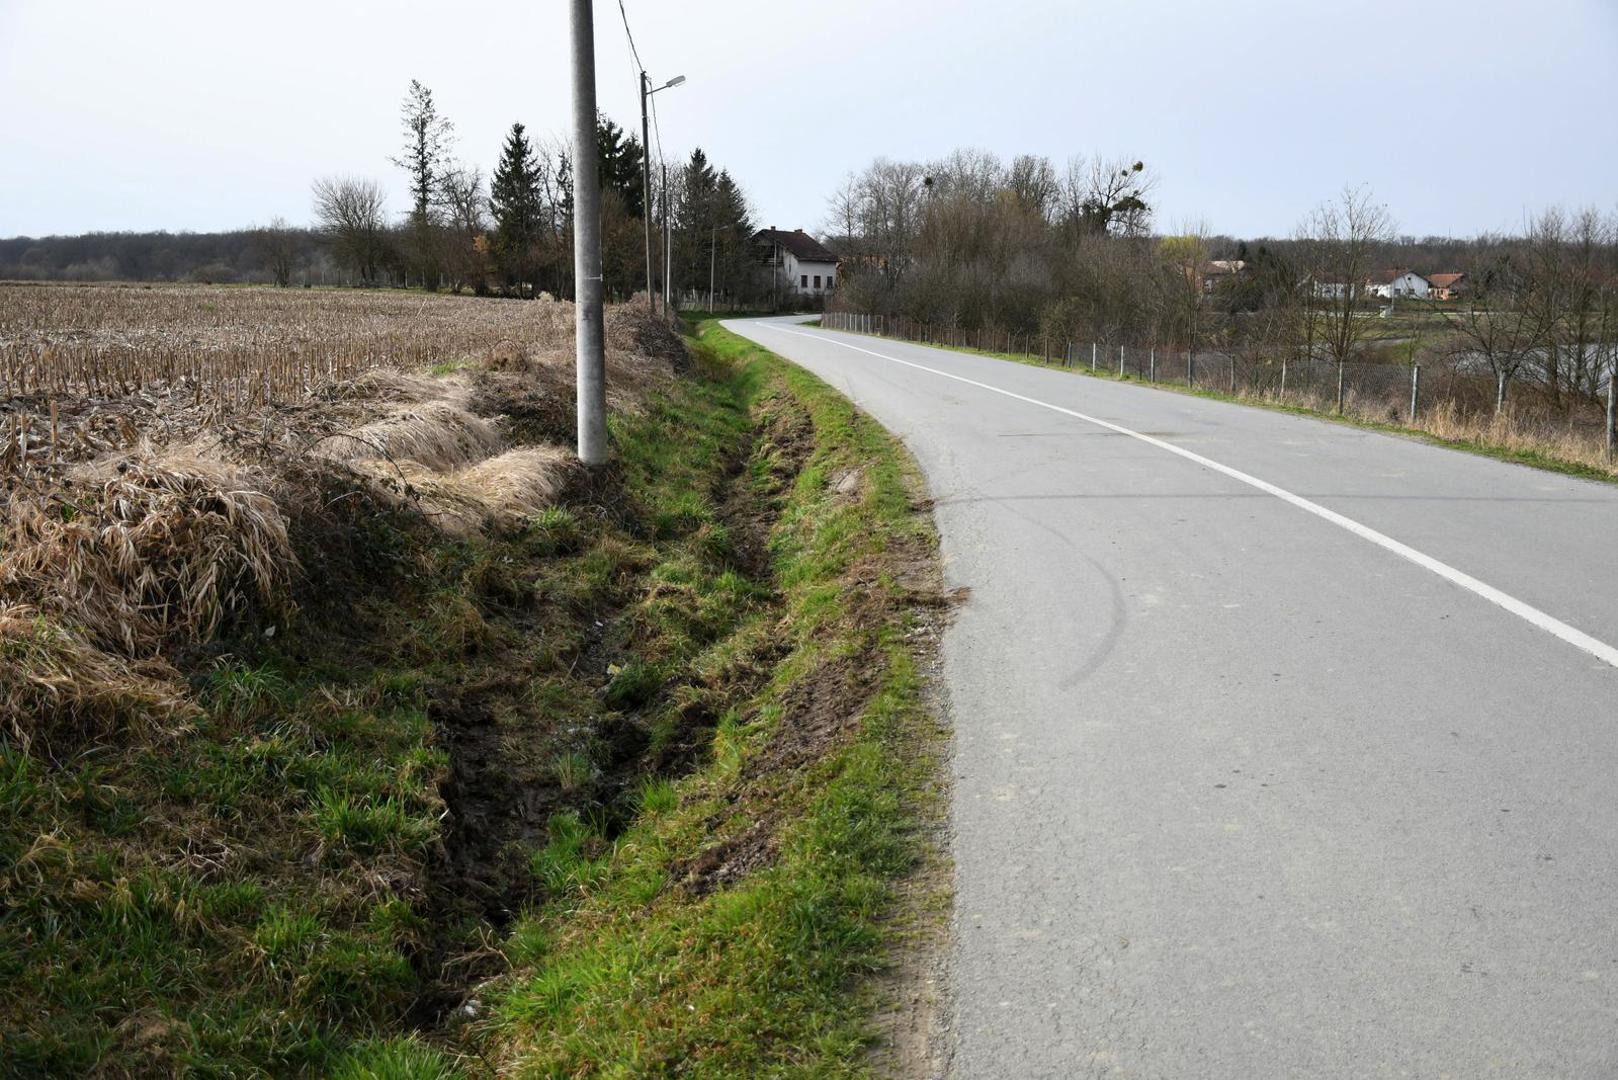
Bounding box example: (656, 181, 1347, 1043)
(3, 0, 1615, 241)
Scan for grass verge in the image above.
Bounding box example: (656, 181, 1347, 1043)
(473, 319, 952, 1076)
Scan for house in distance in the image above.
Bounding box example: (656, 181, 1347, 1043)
(754, 228, 838, 299)
(1367, 268, 1432, 299)
(1428, 272, 1468, 300)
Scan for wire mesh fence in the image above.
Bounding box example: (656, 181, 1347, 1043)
(818, 311, 1618, 467)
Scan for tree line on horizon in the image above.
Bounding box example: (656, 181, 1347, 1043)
(0, 81, 770, 307)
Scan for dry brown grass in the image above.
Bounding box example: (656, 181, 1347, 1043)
(1415, 400, 1618, 475)
(0, 284, 686, 739)
(314, 365, 450, 406)
(0, 604, 198, 751)
(1258, 386, 1618, 479)
(314, 400, 503, 472)
(366, 447, 576, 536)
(1, 448, 296, 657)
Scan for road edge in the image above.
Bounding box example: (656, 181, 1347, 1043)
(810, 321, 1618, 487)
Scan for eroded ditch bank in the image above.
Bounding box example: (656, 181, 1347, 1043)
(459, 322, 957, 1077)
(0, 316, 952, 1077)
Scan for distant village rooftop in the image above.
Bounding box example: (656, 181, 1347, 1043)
(753, 227, 837, 264)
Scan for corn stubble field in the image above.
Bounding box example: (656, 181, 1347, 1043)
(1, 283, 678, 713)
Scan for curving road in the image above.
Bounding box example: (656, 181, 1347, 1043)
(725, 316, 1618, 1080)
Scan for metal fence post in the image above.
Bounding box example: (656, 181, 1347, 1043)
(1410, 363, 1421, 425)
(1607, 364, 1616, 458)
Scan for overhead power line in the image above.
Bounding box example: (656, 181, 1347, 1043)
(616, 0, 644, 74)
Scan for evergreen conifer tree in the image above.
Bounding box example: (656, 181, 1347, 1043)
(489, 122, 543, 296)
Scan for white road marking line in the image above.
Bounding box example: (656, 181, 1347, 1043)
(766, 323, 1618, 671)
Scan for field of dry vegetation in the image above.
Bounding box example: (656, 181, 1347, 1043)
(0, 283, 685, 729)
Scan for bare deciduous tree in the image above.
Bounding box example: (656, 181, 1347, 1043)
(1060, 156, 1156, 238)
(1007, 154, 1061, 223)
(824, 171, 863, 257)
(311, 176, 389, 287)
(1440, 239, 1546, 412)
(1526, 206, 1614, 400)
(251, 216, 298, 287)
(1564, 208, 1613, 399)
(1298, 185, 1396, 409)
(437, 164, 489, 294)
(864, 159, 928, 283)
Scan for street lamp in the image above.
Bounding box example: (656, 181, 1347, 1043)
(640, 72, 686, 315)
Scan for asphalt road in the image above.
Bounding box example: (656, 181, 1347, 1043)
(724, 316, 1618, 1080)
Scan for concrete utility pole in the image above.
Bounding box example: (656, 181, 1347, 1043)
(638, 72, 685, 315)
(570, 0, 607, 466)
(640, 71, 655, 314)
(662, 161, 672, 316)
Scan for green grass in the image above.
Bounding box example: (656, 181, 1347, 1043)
(477, 320, 949, 1076)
